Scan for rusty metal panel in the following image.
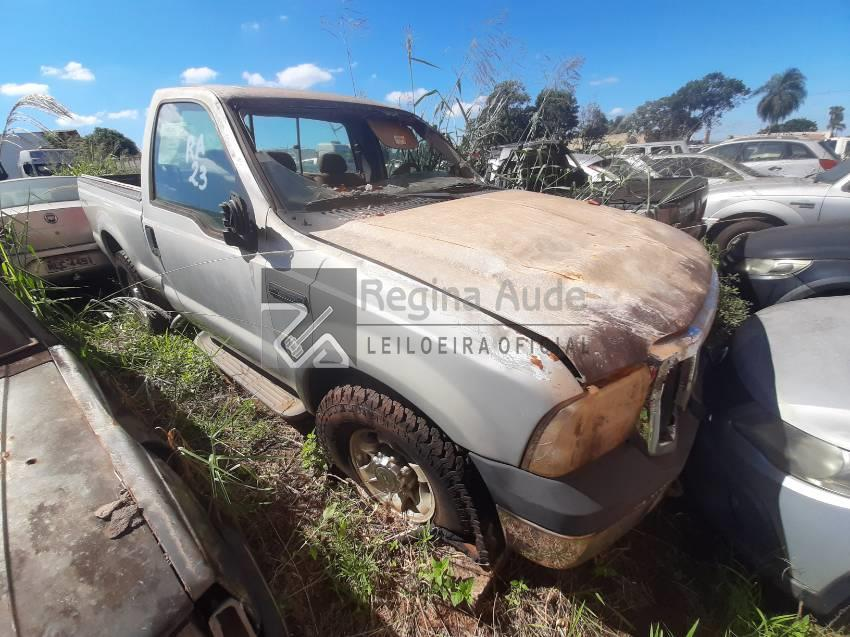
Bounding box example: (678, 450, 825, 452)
(0, 362, 192, 636)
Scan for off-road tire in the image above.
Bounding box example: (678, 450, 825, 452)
(315, 384, 502, 563)
(713, 219, 774, 252)
(113, 250, 170, 334)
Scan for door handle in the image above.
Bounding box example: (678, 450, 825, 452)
(144, 225, 160, 257)
(768, 166, 782, 171)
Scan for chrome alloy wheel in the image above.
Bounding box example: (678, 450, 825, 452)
(349, 429, 435, 523)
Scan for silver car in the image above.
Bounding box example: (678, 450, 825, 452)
(688, 296, 850, 624)
(644, 153, 762, 185)
(701, 137, 840, 178)
(703, 160, 850, 249)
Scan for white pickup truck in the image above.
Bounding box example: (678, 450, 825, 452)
(79, 86, 718, 568)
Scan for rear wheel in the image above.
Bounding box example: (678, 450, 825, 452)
(113, 250, 170, 333)
(713, 219, 774, 252)
(315, 384, 501, 562)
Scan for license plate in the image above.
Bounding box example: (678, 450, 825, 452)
(46, 254, 95, 273)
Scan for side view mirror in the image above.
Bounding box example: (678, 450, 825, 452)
(220, 192, 257, 252)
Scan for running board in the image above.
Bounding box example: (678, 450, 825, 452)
(194, 331, 308, 421)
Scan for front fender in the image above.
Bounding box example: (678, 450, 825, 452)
(705, 199, 805, 227)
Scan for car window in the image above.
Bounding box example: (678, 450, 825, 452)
(0, 176, 79, 207)
(247, 114, 355, 175)
(740, 141, 785, 162)
(706, 143, 741, 162)
(153, 102, 240, 229)
(787, 142, 815, 159)
(622, 146, 645, 156)
(692, 158, 739, 179)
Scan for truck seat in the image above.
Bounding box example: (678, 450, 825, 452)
(314, 153, 364, 187)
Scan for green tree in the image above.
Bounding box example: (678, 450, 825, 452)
(758, 117, 817, 133)
(531, 89, 578, 140)
(828, 106, 846, 136)
(475, 80, 533, 145)
(79, 127, 140, 157)
(672, 72, 749, 143)
(622, 96, 697, 142)
(576, 103, 609, 149)
(754, 68, 807, 130)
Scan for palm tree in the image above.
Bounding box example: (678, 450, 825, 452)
(754, 68, 807, 132)
(828, 106, 846, 137)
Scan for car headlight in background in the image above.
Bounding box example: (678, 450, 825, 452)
(522, 366, 652, 478)
(742, 258, 812, 278)
(737, 417, 850, 498)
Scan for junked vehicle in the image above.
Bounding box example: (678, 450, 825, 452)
(487, 143, 706, 236)
(621, 140, 689, 156)
(703, 159, 850, 250)
(687, 296, 850, 624)
(701, 137, 839, 178)
(485, 140, 588, 192)
(17, 147, 75, 177)
(722, 221, 850, 310)
(643, 153, 763, 185)
(0, 283, 286, 636)
(824, 137, 850, 161)
(0, 176, 110, 279)
(79, 86, 718, 568)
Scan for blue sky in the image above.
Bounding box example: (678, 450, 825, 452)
(2, 0, 849, 145)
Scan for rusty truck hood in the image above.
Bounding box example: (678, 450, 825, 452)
(308, 189, 713, 382)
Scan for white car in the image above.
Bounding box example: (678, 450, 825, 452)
(701, 137, 839, 178)
(703, 160, 850, 249)
(622, 141, 689, 156)
(644, 153, 763, 185)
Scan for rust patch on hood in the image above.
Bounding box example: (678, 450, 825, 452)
(310, 189, 713, 382)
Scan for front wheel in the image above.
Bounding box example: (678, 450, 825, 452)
(712, 219, 774, 252)
(315, 384, 500, 561)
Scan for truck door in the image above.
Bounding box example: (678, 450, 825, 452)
(141, 101, 265, 361)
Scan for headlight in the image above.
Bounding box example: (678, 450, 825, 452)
(522, 366, 652, 478)
(737, 416, 850, 498)
(742, 258, 812, 278)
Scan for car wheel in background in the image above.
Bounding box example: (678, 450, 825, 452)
(713, 219, 775, 252)
(113, 250, 170, 334)
(315, 384, 501, 562)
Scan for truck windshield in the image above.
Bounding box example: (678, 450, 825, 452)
(238, 105, 485, 213)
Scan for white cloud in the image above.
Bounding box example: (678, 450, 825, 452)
(242, 71, 272, 87)
(275, 63, 333, 89)
(107, 109, 138, 120)
(279, 15, 288, 21)
(448, 95, 487, 119)
(56, 112, 102, 127)
(589, 76, 619, 86)
(1, 82, 49, 96)
(385, 88, 430, 108)
(41, 61, 95, 81)
(609, 107, 625, 117)
(241, 64, 337, 90)
(370, 73, 378, 80)
(241, 21, 260, 31)
(180, 67, 218, 84)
